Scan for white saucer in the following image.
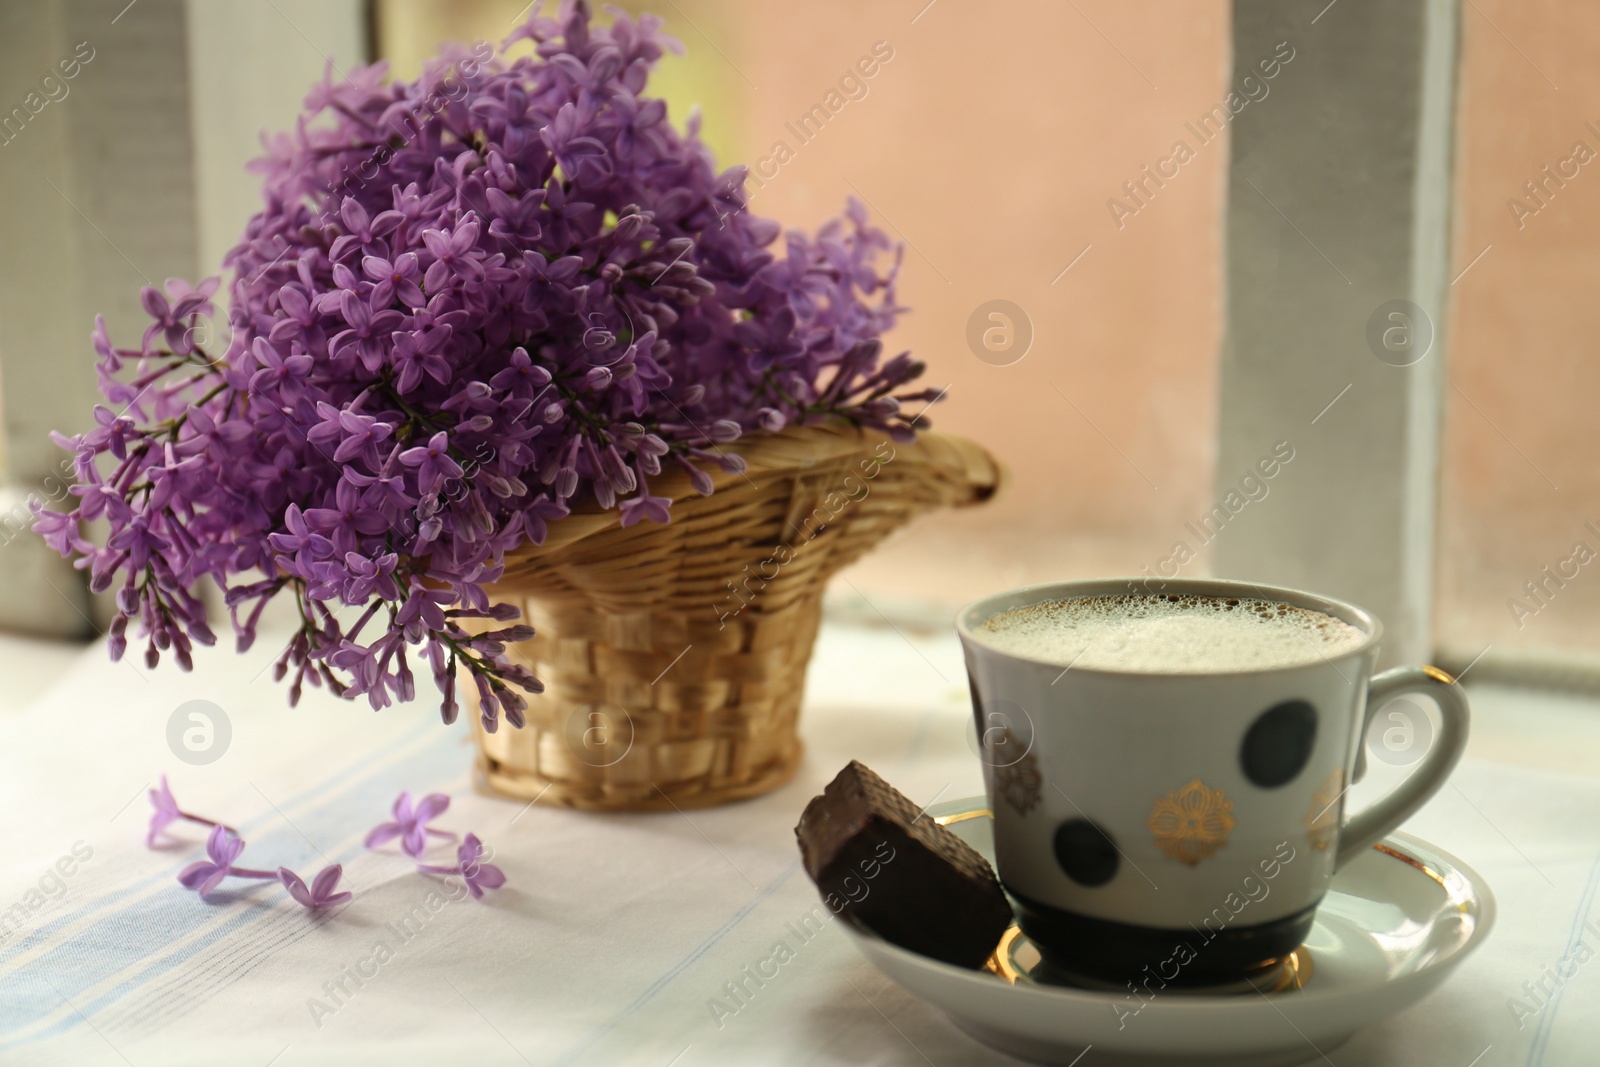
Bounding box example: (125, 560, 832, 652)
(841, 798, 1494, 1067)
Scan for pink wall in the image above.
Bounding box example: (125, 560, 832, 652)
(726, 0, 1232, 605)
(374, 0, 1233, 606)
(378, 1, 1600, 666)
(1437, 0, 1600, 661)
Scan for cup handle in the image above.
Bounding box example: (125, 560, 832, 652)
(1335, 665, 1471, 870)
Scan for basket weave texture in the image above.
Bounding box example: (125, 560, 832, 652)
(471, 423, 1000, 811)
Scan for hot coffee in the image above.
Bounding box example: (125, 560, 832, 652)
(958, 578, 1469, 987)
(974, 593, 1366, 673)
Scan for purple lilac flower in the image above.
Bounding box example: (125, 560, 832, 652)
(278, 864, 354, 909)
(363, 790, 456, 857)
(418, 833, 506, 899)
(147, 777, 183, 845)
(147, 774, 231, 847)
(177, 825, 275, 898)
(34, 1, 938, 727)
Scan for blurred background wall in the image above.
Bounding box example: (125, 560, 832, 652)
(1437, 1, 1600, 669)
(374, 0, 1600, 673)
(373, 0, 1233, 615)
(0, 0, 1593, 676)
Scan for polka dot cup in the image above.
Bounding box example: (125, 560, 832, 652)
(957, 577, 1469, 987)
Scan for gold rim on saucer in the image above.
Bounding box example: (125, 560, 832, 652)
(983, 924, 1314, 995)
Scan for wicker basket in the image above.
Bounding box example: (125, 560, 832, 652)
(471, 422, 1000, 811)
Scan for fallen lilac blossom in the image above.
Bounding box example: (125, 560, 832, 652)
(176, 826, 276, 899)
(363, 790, 457, 857)
(147, 774, 233, 847)
(417, 833, 506, 899)
(278, 864, 355, 910)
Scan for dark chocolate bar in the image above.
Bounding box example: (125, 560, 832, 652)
(795, 760, 1013, 969)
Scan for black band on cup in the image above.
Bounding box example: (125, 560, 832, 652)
(1007, 888, 1321, 988)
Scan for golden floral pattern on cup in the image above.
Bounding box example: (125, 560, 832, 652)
(1148, 778, 1236, 865)
(994, 729, 1042, 816)
(1305, 768, 1343, 852)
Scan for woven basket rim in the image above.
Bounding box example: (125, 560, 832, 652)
(506, 422, 1001, 561)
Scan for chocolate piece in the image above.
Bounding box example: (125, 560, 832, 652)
(795, 760, 1013, 969)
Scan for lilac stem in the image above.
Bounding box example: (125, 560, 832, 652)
(426, 827, 457, 839)
(226, 866, 279, 880)
(181, 811, 235, 832)
(415, 863, 460, 875)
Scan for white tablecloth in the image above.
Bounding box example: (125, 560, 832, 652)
(1, 621, 1596, 1066)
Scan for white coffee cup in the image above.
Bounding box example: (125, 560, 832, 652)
(956, 577, 1469, 985)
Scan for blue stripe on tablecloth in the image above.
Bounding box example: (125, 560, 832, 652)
(543, 708, 946, 1065)
(0, 892, 283, 1049)
(0, 714, 460, 1048)
(0, 713, 439, 975)
(544, 857, 804, 1067)
(6, 684, 960, 1054)
(1526, 844, 1600, 1067)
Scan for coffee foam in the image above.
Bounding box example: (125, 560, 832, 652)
(975, 594, 1367, 673)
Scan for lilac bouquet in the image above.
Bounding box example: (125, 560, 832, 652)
(35, 2, 932, 729)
